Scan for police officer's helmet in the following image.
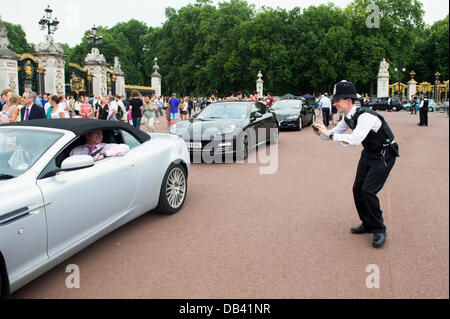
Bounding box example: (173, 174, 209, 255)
(333, 80, 358, 100)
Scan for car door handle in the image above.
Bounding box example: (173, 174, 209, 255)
(0, 202, 51, 225)
(122, 163, 134, 171)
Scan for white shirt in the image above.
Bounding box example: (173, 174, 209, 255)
(70, 142, 129, 161)
(321, 105, 382, 146)
(419, 99, 426, 108)
(50, 105, 65, 119)
(319, 97, 331, 109)
(109, 101, 119, 118)
(59, 101, 70, 118)
(44, 102, 52, 114)
(75, 102, 82, 112)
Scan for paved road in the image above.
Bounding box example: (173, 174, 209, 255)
(13, 110, 449, 298)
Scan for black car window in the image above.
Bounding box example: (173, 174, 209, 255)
(197, 103, 249, 119)
(256, 102, 267, 114)
(39, 129, 124, 179)
(250, 103, 259, 118)
(272, 100, 302, 110)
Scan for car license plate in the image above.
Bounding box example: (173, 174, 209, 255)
(186, 142, 202, 149)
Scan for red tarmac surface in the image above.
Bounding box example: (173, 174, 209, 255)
(13, 110, 449, 299)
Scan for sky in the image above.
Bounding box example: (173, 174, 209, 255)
(1, 0, 448, 47)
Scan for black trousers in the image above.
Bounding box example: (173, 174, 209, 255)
(353, 152, 396, 234)
(322, 108, 330, 127)
(419, 107, 428, 126)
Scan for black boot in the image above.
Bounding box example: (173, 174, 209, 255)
(350, 224, 372, 234)
(372, 232, 386, 248)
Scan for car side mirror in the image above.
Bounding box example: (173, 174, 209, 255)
(251, 112, 263, 120)
(61, 155, 95, 171)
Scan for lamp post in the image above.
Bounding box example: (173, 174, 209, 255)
(394, 63, 406, 99)
(86, 25, 103, 48)
(38, 5, 59, 35)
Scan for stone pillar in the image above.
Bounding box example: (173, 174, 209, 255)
(84, 48, 107, 97)
(377, 58, 390, 97)
(256, 70, 263, 97)
(35, 35, 66, 94)
(151, 58, 161, 97)
(407, 71, 417, 100)
(0, 24, 19, 94)
(113, 56, 125, 97)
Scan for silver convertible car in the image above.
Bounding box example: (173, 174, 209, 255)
(0, 119, 190, 297)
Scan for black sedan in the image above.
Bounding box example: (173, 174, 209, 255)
(369, 96, 402, 111)
(169, 101, 279, 162)
(271, 98, 315, 131)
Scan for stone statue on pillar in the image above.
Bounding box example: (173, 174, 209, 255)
(151, 57, 162, 97)
(113, 56, 125, 97)
(377, 58, 390, 97)
(84, 48, 108, 97)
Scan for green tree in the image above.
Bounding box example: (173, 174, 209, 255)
(0, 18, 35, 54)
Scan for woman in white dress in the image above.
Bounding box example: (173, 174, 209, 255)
(48, 95, 65, 119)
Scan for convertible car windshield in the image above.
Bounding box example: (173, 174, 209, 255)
(197, 103, 249, 119)
(272, 100, 302, 110)
(0, 128, 63, 179)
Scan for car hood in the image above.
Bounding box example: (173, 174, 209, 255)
(273, 109, 300, 120)
(172, 118, 248, 140)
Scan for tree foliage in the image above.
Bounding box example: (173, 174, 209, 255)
(1, 1, 448, 96)
(0, 17, 35, 54)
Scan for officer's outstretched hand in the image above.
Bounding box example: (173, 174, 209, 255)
(312, 121, 327, 136)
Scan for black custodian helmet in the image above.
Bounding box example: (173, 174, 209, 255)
(333, 80, 358, 99)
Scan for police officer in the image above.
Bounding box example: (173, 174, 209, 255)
(387, 96, 393, 112)
(312, 80, 399, 248)
(418, 94, 429, 126)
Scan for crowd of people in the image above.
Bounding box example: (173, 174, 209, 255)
(0, 87, 280, 132)
(1, 87, 441, 133)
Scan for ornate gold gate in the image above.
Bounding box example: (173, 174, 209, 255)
(389, 82, 408, 100)
(417, 72, 449, 103)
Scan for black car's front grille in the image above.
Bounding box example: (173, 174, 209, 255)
(185, 139, 234, 153)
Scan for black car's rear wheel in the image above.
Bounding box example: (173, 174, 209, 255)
(236, 134, 249, 161)
(154, 163, 187, 214)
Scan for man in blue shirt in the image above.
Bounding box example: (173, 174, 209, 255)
(168, 93, 180, 128)
(41, 93, 48, 108)
(35, 93, 43, 107)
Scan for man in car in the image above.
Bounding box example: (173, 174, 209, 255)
(312, 80, 399, 248)
(70, 130, 129, 161)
